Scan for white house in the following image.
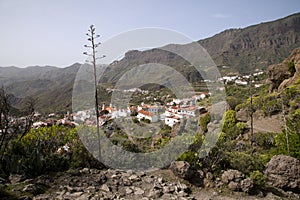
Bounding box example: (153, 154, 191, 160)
(165, 116, 181, 127)
(137, 109, 158, 122)
(111, 109, 129, 119)
(235, 80, 248, 85)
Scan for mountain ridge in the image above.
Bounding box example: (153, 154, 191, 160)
(1, 13, 299, 113)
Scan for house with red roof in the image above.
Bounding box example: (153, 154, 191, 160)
(137, 109, 158, 122)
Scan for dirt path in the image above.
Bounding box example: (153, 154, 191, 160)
(248, 114, 283, 133)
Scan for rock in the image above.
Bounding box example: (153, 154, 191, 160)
(240, 178, 253, 193)
(265, 155, 300, 192)
(267, 62, 291, 92)
(18, 195, 32, 200)
(204, 178, 214, 188)
(79, 168, 90, 174)
(221, 169, 244, 184)
(165, 184, 177, 194)
(264, 192, 282, 200)
(33, 194, 52, 200)
(129, 174, 141, 182)
(205, 172, 213, 180)
(236, 108, 249, 122)
(22, 184, 41, 195)
(169, 161, 194, 180)
(125, 187, 133, 194)
(148, 188, 163, 199)
(35, 175, 53, 186)
(228, 181, 240, 191)
(100, 184, 110, 192)
(18, 196, 32, 200)
(9, 174, 26, 184)
(267, 48, 300, 92)
(134, 187, 145, 195)
(96, 174, 107, 185)
(68, 191, 84, 198)
(90, 168, 100, 174)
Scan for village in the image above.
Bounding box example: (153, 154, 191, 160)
(72, 93, 209, 128)
(28, 71, 266, 131)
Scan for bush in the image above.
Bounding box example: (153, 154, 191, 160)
(177, 150, 200, 168)
(199, 113, 211, 133)
(275, 108, 300, 159)
(225, 151, 265, 175)
(253, 132, 276, 149)
(222, 110, 237, 133)
(1, 125, 102, 177)
(249, 170, 266, 188)
(287, 60, 296, 76)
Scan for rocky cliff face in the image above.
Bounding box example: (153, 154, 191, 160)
(267, 47, 300, 92)
(199, 13, 300, 73)
(101, 12, 300, 83)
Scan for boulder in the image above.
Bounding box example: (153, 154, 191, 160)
(236, 108, 249, 122)
(267, 47, 300, 92)
(228, 181, 240, 191)
(169, 161, 194, 180)
(240, 178, 254, 193)
(221, 169, 244, 184)
(9, 174, 26, 184)
(267, 62, 290, 92)
(221, 169, 254, 192)
(265, 155, 300, 192)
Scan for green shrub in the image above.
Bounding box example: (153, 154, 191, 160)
(275, 108, 300, 159)
(225, 151, 265, 175)
(222, 110, 237, 133)
(253, 132, 276, 149)
(177, 150, 200, 168)
(249, 170, 266, 188)
(1, 125, 101, 176)
(287, 60, 296, 76)
(199, 113, 211, 133)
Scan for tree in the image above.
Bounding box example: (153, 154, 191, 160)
(275, 108, 300, 159)
(0, 89, 36, 163)
(83, 25, 105, 161)
(19, 97, 37, 140)
(0, 88, 10, 160)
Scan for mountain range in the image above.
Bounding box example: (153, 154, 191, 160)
(1, 12, 299, 113)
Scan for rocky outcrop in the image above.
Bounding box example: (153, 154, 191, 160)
(3, 167, 294, 199)
(200, 13, 300, 72)
(221, 169, 253, 193)
(4, 168, 196, 200)
(265, 155, 300, 193)
(278, 48, 300, 92)
(267, 48, 300, 92)
(169, 161, 195, 180)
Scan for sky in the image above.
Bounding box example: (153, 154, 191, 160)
(0, 0, 299, 67)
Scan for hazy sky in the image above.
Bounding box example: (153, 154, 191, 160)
(0, 0, 299, 67)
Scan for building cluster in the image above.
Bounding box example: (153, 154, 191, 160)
(20, 90, 209, 131)
(218, 71, 264, 87)
(73, 92, 209, 128)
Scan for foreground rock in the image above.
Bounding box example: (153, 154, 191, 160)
(1, 167, 295, 200)
(169, 161, 195, 180)
(265, 155, 300, 193)
(221, 169, 253, 193)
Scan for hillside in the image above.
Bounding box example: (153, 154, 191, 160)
(0, 63, 81, 113)
(200, 12, 300, 73)
(1, 13, 299, 113)
(101, 12, 300, 83)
